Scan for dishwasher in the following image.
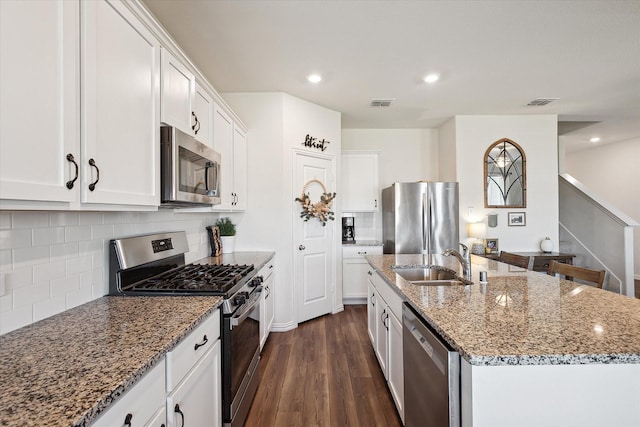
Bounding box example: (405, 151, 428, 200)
(403, 303, 460, 427)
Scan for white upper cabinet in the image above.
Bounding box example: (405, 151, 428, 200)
(341, 152, 379, 212)
(81, 0, 160, 207)
(212, 102, 247, 211)
(0, 0, 79, 204)
(160, 48, 196, 135)
(193, 83, 214, 147)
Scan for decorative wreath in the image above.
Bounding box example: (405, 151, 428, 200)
(295, 179, 336, 226)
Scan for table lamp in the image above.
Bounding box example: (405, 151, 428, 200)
(467, 222, 487, 255)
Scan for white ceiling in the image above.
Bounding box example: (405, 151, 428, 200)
(142, 0, 640, 153)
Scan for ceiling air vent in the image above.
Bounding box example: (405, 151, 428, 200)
(527, 98, 558, 106)
(370, 98, 396, 107)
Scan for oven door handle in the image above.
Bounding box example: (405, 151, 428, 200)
(230, 286, 262, 329)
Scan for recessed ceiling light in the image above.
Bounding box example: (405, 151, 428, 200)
(423, 73, 439, 83)
(590, 137, 601, 143)
(307, 74, 322, 83)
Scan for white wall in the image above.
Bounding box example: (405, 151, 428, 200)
(564, 138, 640, 277)
(223, 92, 341, 329)
(449, 115, 559, 252)
(341, 129, 438, 240)
(0, 210, 221, 334)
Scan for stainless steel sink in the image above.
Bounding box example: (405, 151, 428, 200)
(392, 266, 471, 286)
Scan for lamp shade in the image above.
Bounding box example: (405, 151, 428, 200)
(467, 222, 487, 239)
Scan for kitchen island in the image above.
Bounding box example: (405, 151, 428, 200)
(366, 253, 640, 426)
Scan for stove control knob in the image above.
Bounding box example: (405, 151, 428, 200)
(234, 292, 248, 305)
(249, 276, 264, 287)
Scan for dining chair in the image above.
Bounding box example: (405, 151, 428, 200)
(547, 260, 606, 289)
(498, 251, 532, 270)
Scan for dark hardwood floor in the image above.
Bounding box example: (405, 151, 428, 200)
(245, 305, 403, 427)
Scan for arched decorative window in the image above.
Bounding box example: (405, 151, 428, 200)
(484, 138, 526, 208)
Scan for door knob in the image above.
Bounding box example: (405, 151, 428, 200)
(298, 245, 306, 251)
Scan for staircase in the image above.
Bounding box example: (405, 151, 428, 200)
(559, 173, 638, 296)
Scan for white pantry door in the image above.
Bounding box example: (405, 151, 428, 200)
(294, 151, 336, 323)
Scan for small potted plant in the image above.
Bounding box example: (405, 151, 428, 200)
(216, 217, 236, 253)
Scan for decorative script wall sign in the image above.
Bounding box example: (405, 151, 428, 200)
(302, 134, 330, 151)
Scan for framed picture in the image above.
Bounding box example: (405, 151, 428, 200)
(508, 212, 526, 226)
(485, 238, 499, 254)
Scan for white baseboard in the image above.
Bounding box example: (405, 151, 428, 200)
(343, 297, 366, 305)
(270, 321, 297, 332)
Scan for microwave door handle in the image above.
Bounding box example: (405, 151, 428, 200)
(204, 161, 213, 196)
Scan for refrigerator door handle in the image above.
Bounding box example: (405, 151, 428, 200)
(422, 192, 428, 252)
(429, 189, 434, 253)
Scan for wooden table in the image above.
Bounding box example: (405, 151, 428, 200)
(478, 252, 576, 273)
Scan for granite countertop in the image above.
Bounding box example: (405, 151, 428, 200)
(365, 253, 640, 366)
(0, 296, 222, 427)
(342, 240, 383, 246)
(0, 251, 275, 427)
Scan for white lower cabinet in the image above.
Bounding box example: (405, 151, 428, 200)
(146, 407, 167, 427)
(366, 269, 404, 423)
(167, 342, 221, 427)
(343, 245, 383, 302)
(91, 360, 165, 427)
(259, 261, 275, 350)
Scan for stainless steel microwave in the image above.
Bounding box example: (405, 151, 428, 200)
(160, 126, 221, 207)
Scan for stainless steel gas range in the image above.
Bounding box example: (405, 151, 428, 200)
(109, 231, 262, 427)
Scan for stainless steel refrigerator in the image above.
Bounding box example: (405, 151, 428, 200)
(382, 182, 459, 254)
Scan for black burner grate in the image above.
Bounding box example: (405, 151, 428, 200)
(130, 264, 254, 294)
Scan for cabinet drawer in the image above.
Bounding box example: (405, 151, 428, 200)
(91, 360, 165, 427)
(257, 259, 275, 282)
(166, 309, 220, 392)
(343, 245, 382, 259)
(373, 271, 403, 320)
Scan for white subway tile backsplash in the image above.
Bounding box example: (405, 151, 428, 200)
(13, 246, 49, 268)
(4, 267, 33, 290)
(32, 226, 65, 246)
(51, 275, 80, 297)
(0, 210, 220, 335)
(50, 242, 79, 261)
(66, 282, 93, 309)
(0, 305, 32, 335)
(0, 212, 11, 229)
(12, 211, 49, 228)
(78, 212, 104, 226)
(33, 260, 66, 283)
(33, 296, 66, 322)
(65, 225, 92, 243)
(13, 282, 50, 308)
(49, 212, 79, 227)
(0, 229, 32, 250)
(91, 224, 115, 240)
(66, 255, 92, 276)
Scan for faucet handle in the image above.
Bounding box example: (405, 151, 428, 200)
(458, 242, 469, 254)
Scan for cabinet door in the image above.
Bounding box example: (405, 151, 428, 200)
(0, 0, 79, 203)
(167, 341, 221, 427)
(387, 309, 405, 423)
(367, 282, 376, 345)
(212, 102, 234, 210)
(374, 296, 388, 378)
(81, 0, 160, 206)
(145, 407, 166, 427)
(160, 49, 195, 135)
(92, 361, 165, 427)
(260, 266, 275, 350)
(341, 152, 379, 212)
(232, 125, 248, 210)
(193, 83, 213, 147)
(343, 259, 369, 299)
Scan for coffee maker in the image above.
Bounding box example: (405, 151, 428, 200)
(342, 217, 355, 243)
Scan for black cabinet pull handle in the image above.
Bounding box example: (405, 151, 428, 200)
(174, 404, 185, 427)
(191, 111, 200, 134)
(194, 334, 208, 350)
(88, 158, 99, 191)
(65, 154, 78, 189)
(124, 413, 132, 426)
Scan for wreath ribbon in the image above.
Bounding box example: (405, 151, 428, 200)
(295, 179, 336, 225)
